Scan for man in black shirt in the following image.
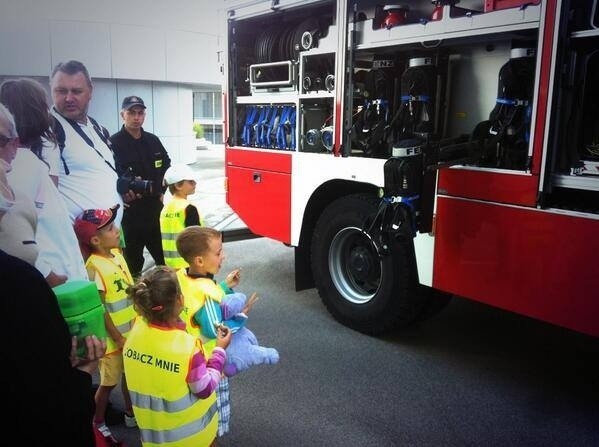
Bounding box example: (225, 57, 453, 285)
(111, 96, 171, 278)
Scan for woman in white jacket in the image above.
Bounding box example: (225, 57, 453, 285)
(0, 78, 87, 286)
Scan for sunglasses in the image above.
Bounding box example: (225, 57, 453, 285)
(0, 134, 16, 148)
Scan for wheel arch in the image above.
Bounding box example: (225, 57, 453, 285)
(294, 179, 380, 291)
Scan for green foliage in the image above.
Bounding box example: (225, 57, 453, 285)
(193, 121, 204, 139)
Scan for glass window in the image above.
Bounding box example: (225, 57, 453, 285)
(193, 90, 223, 144)
(193, 91, 222, 120)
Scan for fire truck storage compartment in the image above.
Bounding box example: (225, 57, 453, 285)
(544, 0, 599, 214)
(300, 52, 336, 94)
(227, 1, 336, 153)
(238, 103, 297, 150)
(300, 98, 334, 153)
(576, 48, 599, 172)
(349, 33, 538, 170)
(371, 1, 486, 29)
(354, 0, 540, 45)
(226, 148, 292, 243)
(564, 0, 599, 176)
(227, 1, 336, 98)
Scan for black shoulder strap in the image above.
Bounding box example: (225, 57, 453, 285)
(52, 118, 69, 175)
(52, 109, 117, 174)
(88, 116, 112, 148)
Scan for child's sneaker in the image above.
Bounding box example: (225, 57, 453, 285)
(94, 421, 121, 445)
(124, 412, 137, 428)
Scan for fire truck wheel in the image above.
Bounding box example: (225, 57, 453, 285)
(311, 194, 424, 335)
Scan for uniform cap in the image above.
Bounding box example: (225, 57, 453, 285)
(121, 96, 146, 110)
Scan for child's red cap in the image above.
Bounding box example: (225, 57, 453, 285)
(73, 204, 120, 246)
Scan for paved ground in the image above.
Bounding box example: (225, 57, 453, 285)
(108, 236, 599, 447)
(184, 144, 238, 230)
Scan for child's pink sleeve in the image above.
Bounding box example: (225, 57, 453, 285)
(187, 347, 226, 398)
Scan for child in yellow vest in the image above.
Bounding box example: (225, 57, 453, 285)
(124, 266, 231, 447)
(73, 204, 137, 445)
(159, 164, 202, 269)
(174, 225, 258, 438)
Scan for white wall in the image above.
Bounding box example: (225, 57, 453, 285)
(0, 0, 224, 84)
(0, 0, 226, 164)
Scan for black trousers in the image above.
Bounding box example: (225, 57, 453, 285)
(121, 200, 165, 278)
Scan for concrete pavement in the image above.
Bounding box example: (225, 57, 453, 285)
(179, 143, 245, 232)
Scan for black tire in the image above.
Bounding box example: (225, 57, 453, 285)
(310, 193, 425, 335)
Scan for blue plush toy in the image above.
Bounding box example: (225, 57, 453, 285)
(195, 292, 279, 377)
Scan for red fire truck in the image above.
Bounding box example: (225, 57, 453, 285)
(223, 0, 599, 338)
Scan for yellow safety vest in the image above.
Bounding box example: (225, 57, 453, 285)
(176, 269, 225, 356)
(123, 318, 218, 446)
(86, 249, 136, 354)
(159, 197, 191, 269)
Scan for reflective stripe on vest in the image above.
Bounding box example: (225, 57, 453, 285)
(159, 197, 189, 269)
(135, 403, 218, 445)
(86, 250, 135, 354)
(123, 318, 218, 446)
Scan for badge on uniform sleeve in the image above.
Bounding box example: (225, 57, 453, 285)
(155, 160, 163, 168)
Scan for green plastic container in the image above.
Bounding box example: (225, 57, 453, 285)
(52, 280, 106, 356)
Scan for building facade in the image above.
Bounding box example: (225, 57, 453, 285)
(0, 0, 225, 162)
